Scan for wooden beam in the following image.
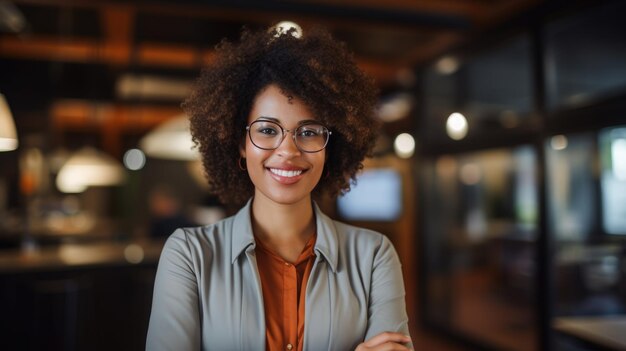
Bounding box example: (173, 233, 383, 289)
(0, 36, 200, 68)
(136, 43, 200, 68)
(12, 0, 471, 29)
(100, 5, 134, 65)
(0, 36, 99, 63)
(51, 100, 183, 130)
(357, 60, 404, 87)
(399, 32, 462, 66)
(293, 0, 486, 19)
(0, 35, 400, 82)
(51, 99, 184, 156)
(475, 0, 542, 27)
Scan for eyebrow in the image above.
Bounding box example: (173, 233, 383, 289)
(256, 116, 319, 126)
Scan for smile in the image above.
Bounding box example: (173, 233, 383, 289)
(269, 168, 304, 178)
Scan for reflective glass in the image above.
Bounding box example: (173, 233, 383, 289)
(422, 34, 533, 144)
(546, 133, 596, 241)
(599, 126, 626, 235)
(422, 146, 538, 351)
(548, 129, 626, 349)
(546, 1, 626, 109)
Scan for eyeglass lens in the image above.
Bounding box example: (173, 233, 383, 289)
(248, 120, 329, 152)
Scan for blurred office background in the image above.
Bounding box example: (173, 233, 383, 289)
(1, 0, 625, 350)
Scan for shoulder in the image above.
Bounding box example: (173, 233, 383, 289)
(161, 214, 237, 261)
(322, 215, 398, 268)
(332, 220, 387, 249)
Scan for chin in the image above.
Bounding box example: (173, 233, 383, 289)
(257, 189, 312, 206)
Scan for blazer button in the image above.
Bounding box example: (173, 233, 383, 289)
(286, 343, 293, 350)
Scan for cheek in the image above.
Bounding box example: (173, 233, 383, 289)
(243, 138, 259, 159)
(244, 140, 271, 171)
(311, 153, 326, 176)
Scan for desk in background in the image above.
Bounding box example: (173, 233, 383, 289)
(554, 315, 626, 351)
(0, 239, 165, 351)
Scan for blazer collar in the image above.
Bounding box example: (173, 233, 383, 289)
(312, 202, 338, 273)
(231, 198, 338, 273)
(231, 198, 256, 264)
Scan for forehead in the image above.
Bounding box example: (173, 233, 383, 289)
(248, 84, 316, 125)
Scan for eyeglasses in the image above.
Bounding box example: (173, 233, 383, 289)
(245, 119, 331, 153)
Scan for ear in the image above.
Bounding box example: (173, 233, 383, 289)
(239, 139, 246, 158)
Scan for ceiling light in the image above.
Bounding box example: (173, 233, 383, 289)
(446, 112, 468, 140)
(116, 74, 192, 100)
(273, 21, 302, 38)
(56, 147, 126, 193)
(123, 148, 146, 171)
(550, 135, 568, 151)
(0, 93, 18, 151)
(0, 2, 27, 33)
(140, 114, 199, 161)
(394, 133, 415, 158)
(435, 56, 460, 75)
(377, 93, 414, 122)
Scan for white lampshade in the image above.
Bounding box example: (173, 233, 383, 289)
(56, 147, 126, 193)
(0, 93, 18, 151)
(139, 114, 198, 161)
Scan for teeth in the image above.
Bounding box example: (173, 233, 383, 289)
(270, 168, 303, 177)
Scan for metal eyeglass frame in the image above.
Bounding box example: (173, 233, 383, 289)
(245, 119, 331, 153)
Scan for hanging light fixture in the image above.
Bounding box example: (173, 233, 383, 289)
(139, 114, 199, 161)
(446, 112, 468, 140)
(0, 93, 18, 151)
(56, 147, 126, 193)
(273, 21, 302, 38)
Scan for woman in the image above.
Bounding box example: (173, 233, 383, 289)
(146, 26, 412, 351)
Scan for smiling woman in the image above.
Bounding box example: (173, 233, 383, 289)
(184, 26, 380, 206)
(146, 26, 412, 351)
(242, 85, 327, 207)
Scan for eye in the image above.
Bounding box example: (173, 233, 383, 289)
(258, 127, 279, 135)
(298, 126, 323, 137)
(253, 122, 281, 136)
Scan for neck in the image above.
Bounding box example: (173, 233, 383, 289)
(250, 194, 316, 248)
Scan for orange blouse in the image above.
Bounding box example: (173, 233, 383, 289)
(254, 234, 317, 351)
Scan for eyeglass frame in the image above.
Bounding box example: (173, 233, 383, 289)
(245, 118, 332, 153)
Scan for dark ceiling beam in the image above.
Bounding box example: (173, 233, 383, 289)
(473, 0, 542, 27)
(399, 32, 461, 66)
(0, 35, 400, 84)
(279, 0, 487, 20)
(190, 0, 471, 30)
(0, 35, 206, 67)
(11, 0, 472, 30)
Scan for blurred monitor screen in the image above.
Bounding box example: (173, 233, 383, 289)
(600, 126, 626, 235)
(337, 168, 402, 221)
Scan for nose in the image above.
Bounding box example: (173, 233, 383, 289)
(276, 130, 301, 157)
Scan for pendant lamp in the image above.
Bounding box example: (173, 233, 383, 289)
(0, 93, 18, 151)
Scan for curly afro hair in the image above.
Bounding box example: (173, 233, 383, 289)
(184, 26, 380, 205)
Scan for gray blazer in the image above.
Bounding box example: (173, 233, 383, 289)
(146, 200, 410, 351)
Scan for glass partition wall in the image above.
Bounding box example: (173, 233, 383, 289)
(418, 1, 626, 350)
(422, 147, 538, 351)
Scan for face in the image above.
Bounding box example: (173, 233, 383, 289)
(241, 84, 326, 206)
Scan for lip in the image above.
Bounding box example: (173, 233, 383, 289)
(266, 166, 308, 185)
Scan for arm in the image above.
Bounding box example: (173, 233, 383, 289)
(360, 235, 412, 350)
(146, 229, 201, 351)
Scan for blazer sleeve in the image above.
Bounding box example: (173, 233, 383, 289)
(146, 229, 201, 351)
(364, 235, 412, 345)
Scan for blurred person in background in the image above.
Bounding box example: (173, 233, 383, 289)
(146, 25, 412, 351)
(148, 184, 195, 239)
